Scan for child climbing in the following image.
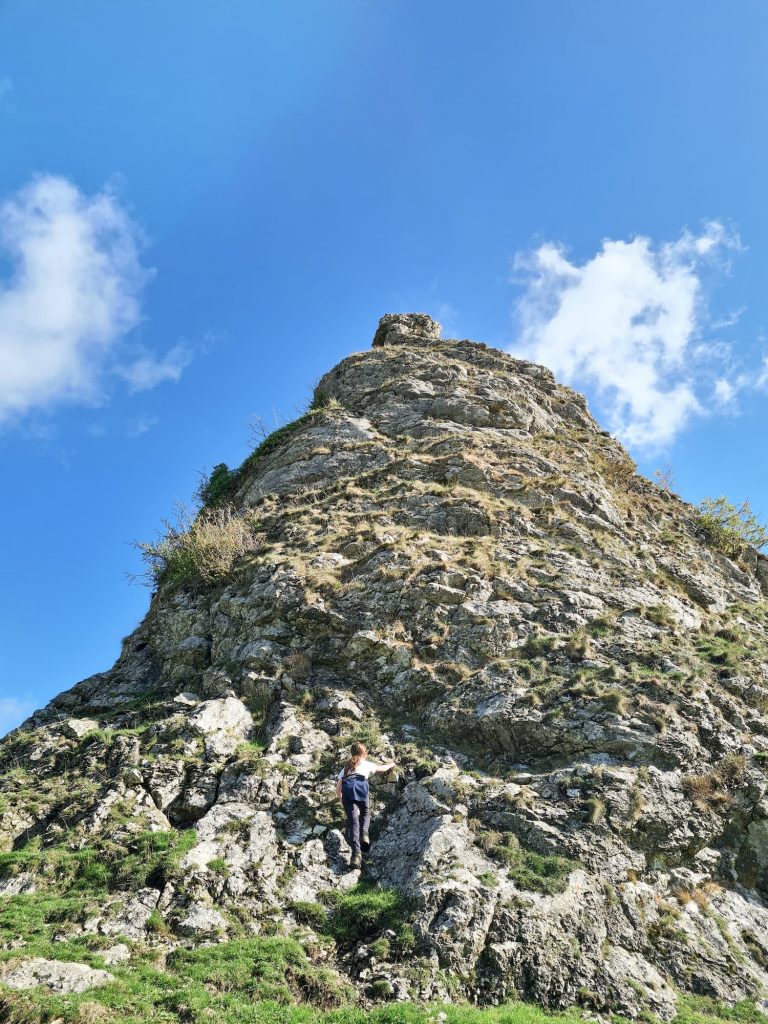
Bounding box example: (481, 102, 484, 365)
(336, 741, 396, 869)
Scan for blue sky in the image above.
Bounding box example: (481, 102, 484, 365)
(2, 0, 768, 733)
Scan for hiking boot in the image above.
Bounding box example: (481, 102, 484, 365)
(361, 833, 370, 851)
(350, 853, 362, 869)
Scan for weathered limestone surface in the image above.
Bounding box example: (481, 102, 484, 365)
(0, 959, 113, 993)
(3, 314, 768, 1018)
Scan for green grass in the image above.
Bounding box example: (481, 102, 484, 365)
(321, 882, 414, 951)
(0, 829, 197, 893)
(696, 633, 750, 669)
(1, 982, 766, 1024)
(489, 835, 579, 896)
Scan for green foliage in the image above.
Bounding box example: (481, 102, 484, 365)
(490, 834, 579, 895)
(519, 633, 559, 659)
(645, 604, 676, 628)
(197, 462, 236, 507)
(145, 908, 169, 935)
(247, 411, 320, 464)
(289, 900, 328, 929)
(137, 504, 259, 588)
(168, 937, 351, 1008)
(696, 497, 768, 558)
(674, 995, 768, 1024)
(0, 829, 197, 895)
(206, 857, 230, 877)
(0, 892, 104, 961)
(1, 963, 767, 1024)
(322, 882, 413, 949)
(369, 937, 391, 959)
(584, 796, 606, 824)
(696, 634, 747, 669)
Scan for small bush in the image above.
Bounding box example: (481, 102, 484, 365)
(282, 651, 312, 681)
(565, 630, 592, 661)
(146, 908, 169, 934)
(196, 462, 236, 507)
(138, 504, 258, 588)
(645, 604, 676, 628)
(696, 497, 768, 559)
(206, 857, 230, 877)
(369, 937, 391, 958)
(599, 689, 629, 716)
(168, 936, 350, 1008)
(369, 979, 394, 999)
(519, 633, 559, 658)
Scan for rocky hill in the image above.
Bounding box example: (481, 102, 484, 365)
(2, 313, 768, 1023)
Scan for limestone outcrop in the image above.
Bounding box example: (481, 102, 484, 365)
(2, 314, 768, 1020)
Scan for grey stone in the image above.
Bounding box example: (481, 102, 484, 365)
(0, 958, 114, 993)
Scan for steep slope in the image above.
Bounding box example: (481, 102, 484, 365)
(2, 313, 768, 1022)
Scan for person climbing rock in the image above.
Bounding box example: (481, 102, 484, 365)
(336, 741, 396, 869)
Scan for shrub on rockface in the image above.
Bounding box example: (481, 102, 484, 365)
(696, 497, 768, 559)
(196, 462, 236, 507)
(137, 504, 258, 587)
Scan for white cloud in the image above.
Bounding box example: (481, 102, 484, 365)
(0, 696, 34, 737)
(510, 222, 742, 449)
(714, 378, 736, 405)
(118, 341, 192, 392)
(0, 174, 192, 428)
(756, 356, 768, 392)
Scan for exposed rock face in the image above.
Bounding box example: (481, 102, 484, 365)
(3, 314, 768, 1019)
(0, 958, 113, 993)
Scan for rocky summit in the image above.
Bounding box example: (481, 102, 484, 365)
(3, 313, 768, 1023)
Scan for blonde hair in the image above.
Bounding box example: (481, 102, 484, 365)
(343, 741, 367, 778)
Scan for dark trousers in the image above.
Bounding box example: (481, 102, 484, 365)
(342, 796, 370, 855)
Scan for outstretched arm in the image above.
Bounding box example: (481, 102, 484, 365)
(371, 760, 396, 775)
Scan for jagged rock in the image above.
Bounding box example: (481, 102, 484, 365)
(177, 902, 229, 937)
(5, 314, 768, 1019)
(372, 312, 442, 348)
(0, 958, 113, 993)
(85, 887, 160, 939)
(61, 717, 99, 740)
(101, 943, 131, 965)
(187, 696, 254, 757)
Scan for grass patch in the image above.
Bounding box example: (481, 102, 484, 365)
(137, 504, 260, 588)
(489, 834, 578, 895)
(0, 829, 197, 893)
(0, 963, 767, 1024)
(322, 882, 414, 953)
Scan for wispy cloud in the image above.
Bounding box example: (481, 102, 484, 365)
(126, 413, 158, 437)
(0, 696, 34, 737)
(510, 222, 743, 449)
(0, 174, 194, 429)
(118, 341, 192, 392)
(434, 301, 459, 336)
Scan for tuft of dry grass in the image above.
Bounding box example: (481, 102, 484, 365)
(682, 773, 732, 812)
(138, 504, 259, 587)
